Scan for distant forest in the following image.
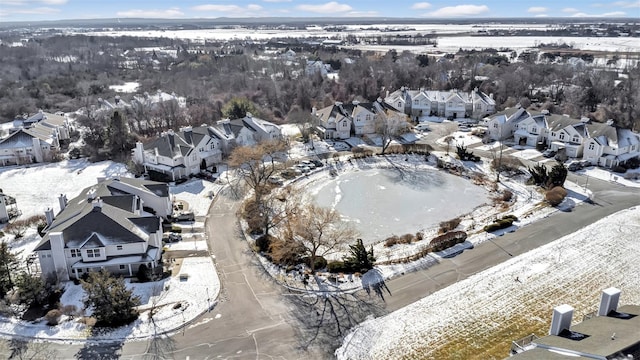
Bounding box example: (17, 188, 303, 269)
(0, 30, 638, 132)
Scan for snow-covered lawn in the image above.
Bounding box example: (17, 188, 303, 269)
(108, 82, 140, 93)
(0, 159, 130, 218)
(336, 206, 640, 359)
(0, 256, 219, 342)
(169, 179, 222, 216)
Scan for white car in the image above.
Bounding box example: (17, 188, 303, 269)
(415, 123, 430, 132)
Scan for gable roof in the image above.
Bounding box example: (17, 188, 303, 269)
(34, 178, 164, 252)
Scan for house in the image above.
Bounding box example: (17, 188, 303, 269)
(33, 177, 171, 283)
(484, 109, 640, 168)
(312, 100, 407, 140)
(132, 113, 281, 181)
(510, 287, 640, 359)
(0, 190, 19, 223)
(583, 123, 640, 168)
(132, 125, 223, 182)
(385, 87, 496, 120)
(305, 60, 333, 76)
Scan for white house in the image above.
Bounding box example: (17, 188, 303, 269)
(0, 190, 18, 223)
(385, 87, 496, 120)
(34, 177, 171, 283)
(483, 107, 529, 141)
(313, 100, 407, 140)
(583, 123, 640, 168)
(132, 125, 223, 182)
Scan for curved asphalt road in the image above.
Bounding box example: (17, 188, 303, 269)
(11, 161, 639, 359)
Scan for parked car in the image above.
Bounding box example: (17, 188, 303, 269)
(268, 176, 284, 186)
(415, 123, 430, 132)
(295, 164, 310, 173)
(567, 161, 582, 171)
(165, 233, 182, 243)
(310, 159, 324, 167)
(542, 149, 557, 158)
(300, 160, 316, 170)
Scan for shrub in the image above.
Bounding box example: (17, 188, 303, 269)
(170, 225, 182, 233)
(137, 264, 151, 283)
(384, 235, 400, 247)
(501, 190, 513, 202)
(545, 186, 567, 206)
(429, 231, 467, 252)
(483, 215, 518, 232)
(439, 217, 462, 233)
(415, 232, 424, 241)
(303, 256, 327, 271)
(327, 261, 347, 273)
(62, 304, 77, 317)
(255, 234, 274, 253)
(45, 309, 62, 326)
(612, 165, 626, 174)
(399, 233, 414, 244)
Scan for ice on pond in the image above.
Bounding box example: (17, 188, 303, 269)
(313, 168, 489, 245)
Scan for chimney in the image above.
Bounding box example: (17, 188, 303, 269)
(45, 207, 54, 226)
(58, 194, 67, 211)
(352, 100, 360, 106)
(598, 287, 621, 316)
(246, 112, 253, 118)
(335, 101, 343, 106)
(87, 189, 96, 201)
(97, 176, 106, 183)
(92, 197, 103, 211)
(550, 304, 574, 336)
(311, 107, 317, 116)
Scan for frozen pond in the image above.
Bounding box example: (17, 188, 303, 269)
(312, 168, 489, 245)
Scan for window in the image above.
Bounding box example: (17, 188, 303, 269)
(210, 144, 215, 150)
(366, 114, 371, 121)
(588, 143, 595, 150)
(493, 123, 498, 129)
(116, 245, 123, 251)
(86, 249, 100, 258)
(70, 249, 79, 258)
(531, 127, 537, 134)
(397, 102, 402, 108)
(199, 147, 204, 152)
(77, 269, 83, 273)
(551, 132, 556, 137)
(559, 133, 565, 140)
(572, 136, 579, 143)
(342, 122, 347, 128)
(119, 265, 126, 270)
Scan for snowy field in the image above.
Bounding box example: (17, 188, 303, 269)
(336, 206, 640, 359)
(108, 81, 140, 93)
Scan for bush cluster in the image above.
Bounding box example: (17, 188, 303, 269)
(483, 215, 518, 232)
(429, 231, 467, 252)
(384, 233, 415, 247)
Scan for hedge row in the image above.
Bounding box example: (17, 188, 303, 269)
(429, 231, 468, 252)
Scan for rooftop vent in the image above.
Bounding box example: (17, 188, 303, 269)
(599, 287, 621, 316)
(550, 304, 574, 336)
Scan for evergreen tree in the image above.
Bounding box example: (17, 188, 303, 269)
(343, 239, 376, 273)
(222, 97, 259, 119)
(0, 242, 20, 298)
(81, 269, 141, 327)
(14, 272, 47, 306)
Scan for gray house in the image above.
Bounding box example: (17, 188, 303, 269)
(34, 177, 171, 283)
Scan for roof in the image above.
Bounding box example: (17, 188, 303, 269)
(143, 131, 192, 158)
(34, 178, 165, 252)
(0, 128, 52, 149)
(524, 305, 640, 359)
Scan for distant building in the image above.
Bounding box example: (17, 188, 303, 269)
(33, 177, 172, 283)
(385, 87, 496, 120)
(509, 287, 640, 359)
(0, 190, 19, 223)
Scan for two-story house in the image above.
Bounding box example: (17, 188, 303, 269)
(583, 122, 640, 168)
(313, 103, 353, 140)
(34, 177, 171, 283)
(313, 100, 405, 140)
(385, 87, 496, 120)
(546, 115, 588, 159)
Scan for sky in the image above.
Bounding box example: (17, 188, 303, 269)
(0, 0, 639, 22)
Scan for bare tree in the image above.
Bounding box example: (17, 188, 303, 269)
(292, 204, 358, 273)
(228, 140, 288, 203)
(374, 104, 409, 155)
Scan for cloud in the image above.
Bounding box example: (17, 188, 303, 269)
(571, 11, 626, 16)
(527, 6, 547, 13)
(296, 2, 353, 13)
(427, 4, 489, 17)
(192, 4, 264, 14)
(562, 7, 579, 13)
(535, 14, 549, 17)
(411, 2, 432, 10)
(5, 6, 60, 14)
(262, 0, 291, 2)
(116, 8, 184, 18)
(40, 0, 67, 4)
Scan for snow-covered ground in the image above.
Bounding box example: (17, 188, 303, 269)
(0, 256, 219, 342)
(0, 159, 131, 218)
(0, 160, 220, 342)
(336, 206, 640, 359)
(108, 81, 140, 93)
